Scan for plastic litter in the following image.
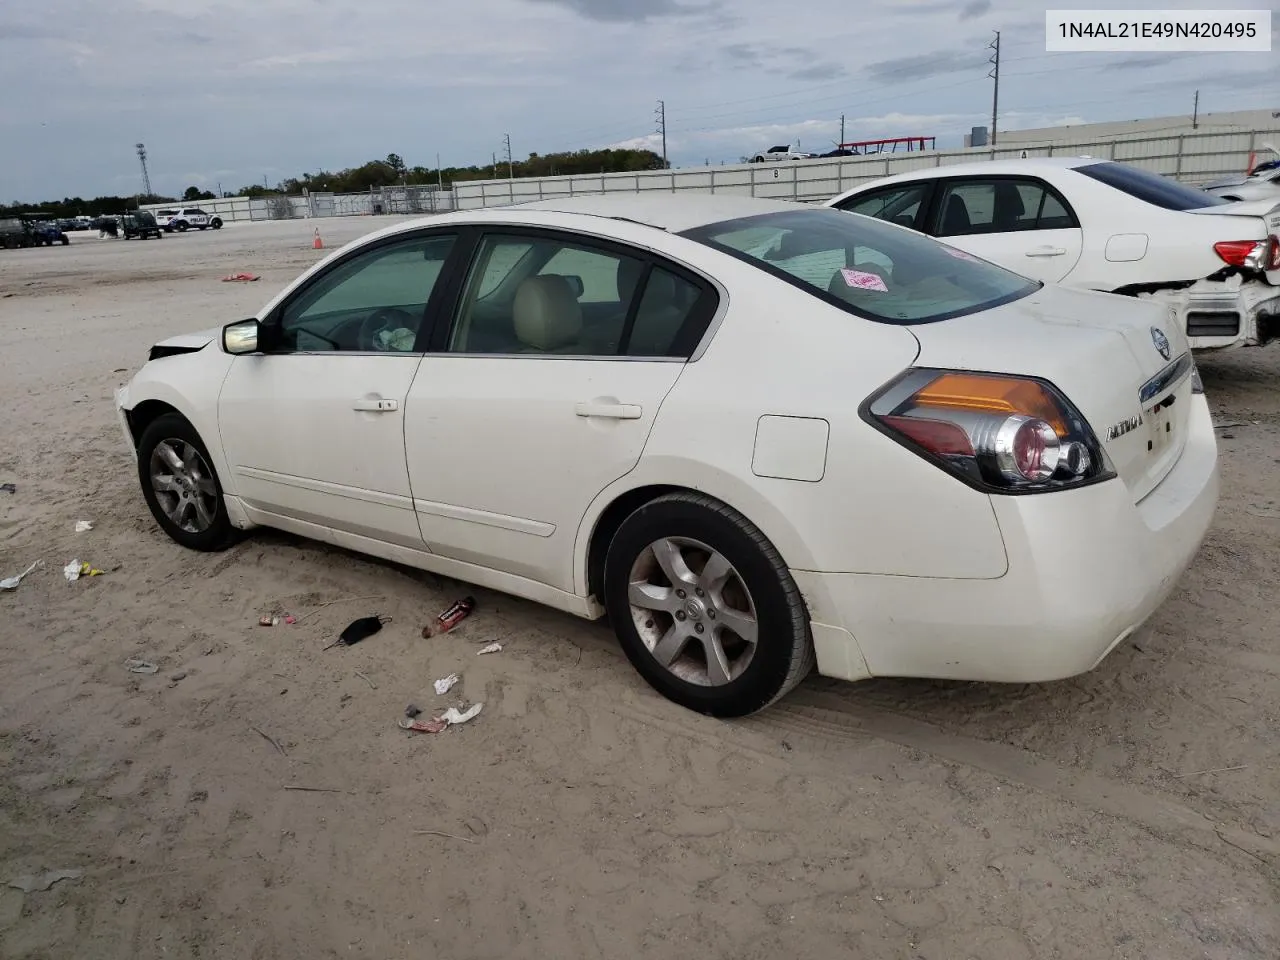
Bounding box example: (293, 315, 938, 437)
(74, 520, 94, 533)
(324, 615, 391, 650)
(433, 673, 460, 695)
(405, 704, 423, 719)
(63, 560, 104, 582)
(8, 869, 83, 893)
(125, 658, 159, 675)
(399, 702, 483, 734)
(477, 642, 503, 656)
(0, 482, 15, 495)
(259, 615, 280, 627)
(422, 596, 475, 637)
(221, 273, 260, 282)
(0, 560, 41, 591)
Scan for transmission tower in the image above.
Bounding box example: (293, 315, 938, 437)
(136, 143, 152, 197)
(655, 100, 668, 169)
(987, 32, 1000, 147)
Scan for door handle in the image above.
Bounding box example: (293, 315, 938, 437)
(1025, 246, 1067, 257)
(575, 401, 642, 420)
(352, 397, 398, 412)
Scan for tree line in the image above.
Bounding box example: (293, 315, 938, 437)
(1, 147, 665, 219)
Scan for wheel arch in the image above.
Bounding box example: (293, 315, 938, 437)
(575, 458, 819, 603)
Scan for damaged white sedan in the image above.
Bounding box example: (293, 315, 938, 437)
(827, 158, 1280, 351)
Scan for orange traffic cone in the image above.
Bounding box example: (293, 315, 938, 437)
(312, 228, 324, 250)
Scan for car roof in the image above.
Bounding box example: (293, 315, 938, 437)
(845, 155, 1105, 188)
(459, 193, 807, 233)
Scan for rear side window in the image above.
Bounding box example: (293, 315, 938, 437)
(681, 207, 1038, 325)
(1075, 161, 1227, 211)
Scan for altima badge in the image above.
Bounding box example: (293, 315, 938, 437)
(1150, 327, 1171, 361)
(1107, 414, 1143, 441)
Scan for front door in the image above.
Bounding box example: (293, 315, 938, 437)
(930, 176, 1084, 284)
(218, 231, 459, 547)
(404, 229, 718, 591)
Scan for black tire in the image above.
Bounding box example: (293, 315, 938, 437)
(136, 413, 237, 552)
(60, 237, 69, 245)
(211, 219, 222, 230)
(603, 492, 815, 717)
(177, 221, 188, 232)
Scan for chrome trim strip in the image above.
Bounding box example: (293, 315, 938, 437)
(1139, 352, 1192, 405)
(235, 466, 416, 511)
(413, 498, 555, 537)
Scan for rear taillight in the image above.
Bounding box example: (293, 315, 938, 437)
(1214, 236, 1279, 271)
(864, 369, 1114, 494)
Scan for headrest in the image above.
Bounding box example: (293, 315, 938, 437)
(513, 275, 583, 351)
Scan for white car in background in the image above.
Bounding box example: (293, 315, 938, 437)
(827, 158, 1280, 351)
(115, 195, 1217, 717)
(1202, 147, 1280, 203)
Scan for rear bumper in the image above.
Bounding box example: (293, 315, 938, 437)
(1143, 278, 1280, 350)
(796, 394, 1219, 684)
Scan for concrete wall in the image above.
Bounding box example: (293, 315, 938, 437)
(455, 123, 1280, 210)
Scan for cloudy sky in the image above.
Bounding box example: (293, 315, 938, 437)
(1, 0, 1276, 201)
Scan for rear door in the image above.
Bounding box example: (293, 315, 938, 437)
(404, 228, 720, 592)
(927, 175, 1084, 283)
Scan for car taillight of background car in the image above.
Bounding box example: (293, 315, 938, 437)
(1213, 235, 1280, 271)
(863, 369, 1115, 494)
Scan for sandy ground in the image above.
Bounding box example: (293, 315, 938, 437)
(1, 219, 1279, 960)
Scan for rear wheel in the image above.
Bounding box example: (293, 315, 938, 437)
(177, 221, 188, 232)
(603, 492, 815, 717)
(136, 413, 237, 552)
(211, 219, 222, 230)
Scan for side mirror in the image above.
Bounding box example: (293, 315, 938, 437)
(222, 319, 260, 355)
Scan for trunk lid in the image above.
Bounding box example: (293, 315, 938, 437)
(909, 285, 1194, 503)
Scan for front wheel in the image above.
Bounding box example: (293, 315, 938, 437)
(136, 413, 237, 552)
(177, 221, 188, 232)
(211, 219, 222, 230)
(603, 492, 815, 717)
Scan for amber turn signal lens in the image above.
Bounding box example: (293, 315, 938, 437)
(911, 373, 1069, 436)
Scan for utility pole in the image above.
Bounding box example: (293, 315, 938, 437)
(655, 100, 668, 169)
(503, 133, 513, 179)
(437, 153, 443, 190)
(135, 143, 151, 197)
(1192, 90, 1199, 128)
(840, 114, 845, 147)
(492, 153, 497, 179)
(987, 31, 1001, 147)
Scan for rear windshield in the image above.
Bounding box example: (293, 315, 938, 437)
(1075, 161, 1228, 211)
(679, 207, 1037, 324)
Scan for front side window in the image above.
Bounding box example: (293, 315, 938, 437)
(1075, 161, 1227, 211)
(837, 184, 930, 230)
(447, 233, 711, 357)
(275, 234, 457, 353)
(681, 207, 1037, 325)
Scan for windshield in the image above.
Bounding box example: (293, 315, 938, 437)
(680, 207, 1038, 325)
(1075, 161, 1228, 211)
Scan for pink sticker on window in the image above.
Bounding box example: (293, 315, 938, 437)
(942, 246, 978, 261)
(840, 268, 888, 292)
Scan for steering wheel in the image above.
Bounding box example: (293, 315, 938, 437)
(359, 306, 420, 351)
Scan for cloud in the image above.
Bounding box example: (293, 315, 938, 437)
(1103, 53, 1182, 71)
(1, 0, 1276, 199)
(520, 0, 712, 22)
(864, 50, 983, 83)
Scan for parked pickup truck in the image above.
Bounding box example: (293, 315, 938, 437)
(0, 217, 35, 249)
(748, 145, 815, 163)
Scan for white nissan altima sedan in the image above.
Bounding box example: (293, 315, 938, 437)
(115, 194, 1220, 716)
